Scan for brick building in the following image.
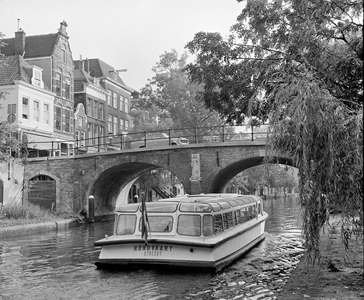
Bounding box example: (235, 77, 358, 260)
(74, 58, 136, 151)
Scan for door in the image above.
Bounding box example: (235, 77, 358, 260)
(28, 175, 56, 210)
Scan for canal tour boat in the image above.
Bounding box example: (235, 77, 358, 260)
(94, 194, 268, 271)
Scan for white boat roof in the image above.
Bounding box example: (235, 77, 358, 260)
(116, 194, 262, 212)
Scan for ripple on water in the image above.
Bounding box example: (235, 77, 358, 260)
(0, 195, 303, 300)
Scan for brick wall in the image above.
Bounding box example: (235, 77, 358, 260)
(23, 143, 289, 216)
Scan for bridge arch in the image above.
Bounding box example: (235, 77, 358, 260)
(208, 154, 294, 193)
(87, 162, 185, 216)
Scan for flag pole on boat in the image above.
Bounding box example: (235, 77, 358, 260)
(141, 171, 151, 245)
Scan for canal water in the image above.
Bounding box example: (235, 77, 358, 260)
(0, 195, 304, 300)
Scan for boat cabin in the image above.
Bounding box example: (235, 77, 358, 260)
(114, 194, 264, 238)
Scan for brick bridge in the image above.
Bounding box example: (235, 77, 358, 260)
(23, 141, 292, 217)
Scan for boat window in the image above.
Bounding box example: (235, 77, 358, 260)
(222, 212, 234, 229)
(258, 203, 262, 215)
(218, 201, 231, 210)
(209, 203, 221, 212)
(236, 209, 243, 224)
(179, 203, 212, 213)
(227, 200, 238, 207)
(232, 210, 237, 226)
(177, 215, 201, 236)
(213, 214, 224, 234)
(247, 206, 253, 219)
(241, 207, 249, 222)
(116, 214, 136, 235)
(139, 216, 173, 232)
(140, 202, 178, 212)
(116, 203, 139, 212)
(235, 199, 246, 206)
(203, 215, 213, 236)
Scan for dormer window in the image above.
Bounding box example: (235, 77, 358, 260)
(30, 66, 44, 88)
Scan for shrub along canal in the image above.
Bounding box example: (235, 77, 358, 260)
(0, 195, 304, 300)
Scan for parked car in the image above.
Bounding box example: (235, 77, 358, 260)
(130, 132, 189, 149)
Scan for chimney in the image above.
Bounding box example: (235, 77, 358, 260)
(15, 29, 26, 56)
(80, 55, 84, 71)
(58, 20, 69, 39)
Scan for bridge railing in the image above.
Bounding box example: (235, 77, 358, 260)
(24, 124, 270, 157)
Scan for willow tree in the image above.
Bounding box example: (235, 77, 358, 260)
(185, 0, 363, 260)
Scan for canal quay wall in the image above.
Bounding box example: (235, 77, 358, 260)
(278, 216, 364, 300)
(0, 218, 78, 238)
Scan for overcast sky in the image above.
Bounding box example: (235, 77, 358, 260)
(1, 0, 244, 91)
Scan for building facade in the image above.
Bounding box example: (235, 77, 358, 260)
(1, 21, 75, 155)
(74, 58, 134, 151)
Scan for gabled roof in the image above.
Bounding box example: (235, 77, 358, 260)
(74, 69, 93, 92)
(1, 33, 58, 58)
(0, 55, 31, 85)
(75, 58, 127, 86)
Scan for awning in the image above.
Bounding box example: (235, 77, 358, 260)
(25, 133, 58, 151)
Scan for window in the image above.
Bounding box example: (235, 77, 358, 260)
(177, 215, 201, 236)
(62, 44, 67, 63)
(119, 118, 124, 132)
(64, 75, 71, 99)
(107, 114, 112, 133)
(125, 120, 129, 130)
(33, 69, 42, 87)
(125, 97, 129, 113)
(55, 106, 62, 130)
(87, 98, 92, 115)
(22, 97, 29, 119)
(88, 123, 93, 145)
(78, 116, 83, 127)
(113, 92, 118, 109)
(100, 126, 104, 145)
(241, 207, 248, 222)
(44, 103, 49, 124)
(81, 131, 86, 144)
(203, 215, 213, 237)
(7, 104, 16, 123)
(107, 90, 112, 106)
(139, 216, 173, 233)
(120, 95, 124, 111)
(93, 100, 98, 118)
(99, 102, 104, 120)
(33, 101, 39, 122)
(94, 124, 98, 145)
(64, 109, 71, 132)
(55, 72, 62, 96)
(213, 214, 224, 234)
(116, 214, 136, 235)
(113, 116, 118, 134)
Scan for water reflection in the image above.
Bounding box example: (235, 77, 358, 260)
(0, 195, 303, 300)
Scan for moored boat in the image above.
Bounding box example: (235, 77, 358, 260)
(94, 193, 268, 271)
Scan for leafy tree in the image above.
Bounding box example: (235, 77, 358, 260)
(134, 50, 231, 139)
(231, 164, 298, 195)
(185, 0, 363, 259)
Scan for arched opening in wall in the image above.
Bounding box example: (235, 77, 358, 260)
(28, 175, 56, 210)
(130, 168, 185, 203)
(225, 164, 299, 198)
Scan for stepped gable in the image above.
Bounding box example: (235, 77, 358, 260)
(1, 33, 58, 58)
(0, 55, 31, 85)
